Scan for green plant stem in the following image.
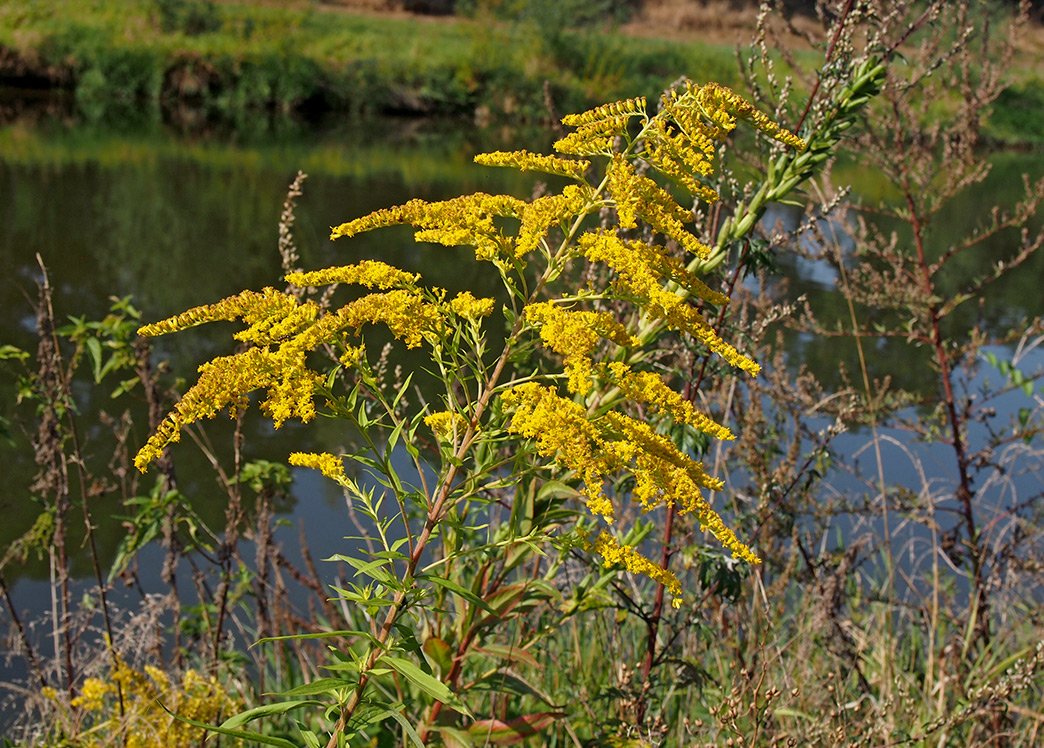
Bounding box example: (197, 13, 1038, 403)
(324, 323, 516, 746)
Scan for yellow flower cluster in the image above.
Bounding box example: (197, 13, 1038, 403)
(643, 119, 720, 203)
(575, 230, 758, 376)
(591, 531, 684, 608)
(449, 290, 495, 320)
(135, 348, 279, 472)
(289, 451, 347, 483)
(605, 156, 711, 259)
(138, 287, 295, 338)
(561, 95, 647, 128)
(474, 150, 590, 181)
(694, 82, 807, 150)
(285, 260, 419, 290)
(234, 300, 320, 347)
(604, 362, 735, 441)
(578, 230, 727, 307)
(330, 193, 526, 262)
(424, 410, 470, 441)
(604, 411, 722, 496)
(514, 184, 595, 259)
(554, 96, 647, 156)
(524, 301, 637, 395)
(501, 383, 617, 520)
(135, 286, 442, 473)
(339, 290, 441, 349)
(604, 412, 759, 564)
(55, 661, 239, 748)
(501, 383, 759, 565)
(71, 677, 111, 711)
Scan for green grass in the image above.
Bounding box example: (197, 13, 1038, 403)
(0, 0, 741, 121)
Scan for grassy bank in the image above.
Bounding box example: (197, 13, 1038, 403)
(0, 0, 742, 123)
(3, 1, 1041, 142)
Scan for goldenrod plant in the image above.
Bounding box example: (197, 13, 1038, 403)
(127, 82, 816, 745)
(38, 657, 241, 748)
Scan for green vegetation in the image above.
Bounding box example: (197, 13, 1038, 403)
(0, 0, 738, 121)
(3, 0, 1039, 142)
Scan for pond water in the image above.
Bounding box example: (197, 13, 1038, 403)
(1, 104, 1041, 700)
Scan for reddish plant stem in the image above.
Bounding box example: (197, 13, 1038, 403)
(635, 243, 750, 726)
(892, 103, 985, 636)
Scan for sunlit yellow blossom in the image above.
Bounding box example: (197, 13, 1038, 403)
(54, 659, 238, 747)
(603, 412, 718, 514)
(605, 362, 735, 441)
(235, 299, 320, 346)
(339, 290, 441, 349)
(591, 531, 683, 606)
(553, 129, 617, 157)
(328, 198, 427, 239)
(555, 99, 645, 156)
(134, 283, 449, 473)
(606, 155, 641, 229)
(424, 410, 470, 441)
(474, 150, 590, 181)
(662, 303, 760, 376)
(138, 287, 295, 338)
(71, 677, 111, 712)
(606, 411, 723, 493)
(605, 156, 710, 259)
(339, 344, 366, 367)
(331, 193, 526, 262)
(449, 291, 495, 320)
(285, 260, 419, 290)
(578, 230, 728, 307)
(639, 196, 711, 259)
(514, 184, 595, 259)
(289, 451, 347, 483)
(644, 118, 721, 203)
(502, 383, 616, 520)
(561, 96, 647, 128)
(144, 665, 171, 690)
(697, 83, 806, 150)
(135, 347, 275, 472)
(574, 232, 757, 375)
(40, 685, 59, 701)
(524, 302, 637, 395)
(605, 412, 759, 564)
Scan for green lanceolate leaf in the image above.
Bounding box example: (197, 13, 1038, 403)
(220, 700, 324, 729)
(158, 702, 300, 748)
(379, 654, 471, 716)
(417, 572, 498, 616)
(375, 707, 425, 748)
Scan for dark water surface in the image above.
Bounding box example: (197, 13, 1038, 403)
(1, 109, 1041, 695)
